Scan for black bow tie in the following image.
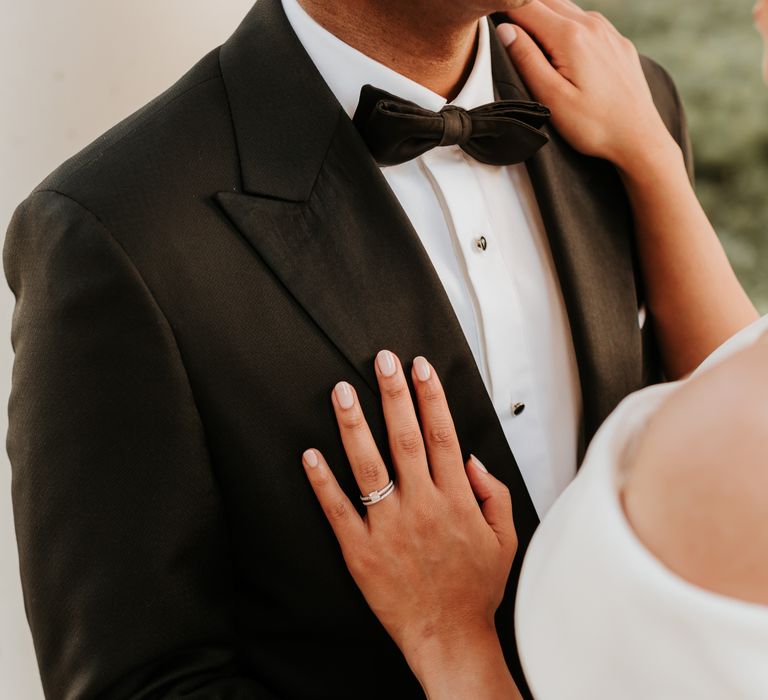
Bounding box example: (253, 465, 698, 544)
(352, 84, 551, 167)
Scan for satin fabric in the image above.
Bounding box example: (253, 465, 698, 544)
(352, 84, 550, 166)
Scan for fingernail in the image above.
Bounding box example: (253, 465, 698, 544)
(377, 349, 397, 377)
(497, 24, 518, 47)
(303, 449, 319, 468)
(334, 381, 355, 410)
(413, 356, 431, 382)
(470, 454, 488, 473)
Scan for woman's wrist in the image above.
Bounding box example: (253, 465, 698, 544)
(405, 622, 522, 700)
(611, 129, 685, 186)
(613, 137, 692, 219)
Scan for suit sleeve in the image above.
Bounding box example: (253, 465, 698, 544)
(4, 190, 280, 699)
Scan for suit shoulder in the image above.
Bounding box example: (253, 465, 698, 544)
(4, 190, 124, 302)
(33, 47, 232, 203)
(639, 55, 693, 177)
(639, 55, 684, 127)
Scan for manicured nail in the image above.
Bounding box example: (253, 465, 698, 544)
(497, 24, 518, 47)
(413, 356, 432, 382)
(334, 381, 355, 409)
(377, 349, 397, 377)
(470, 454, 488, 473)
(303, 449, 319, 468)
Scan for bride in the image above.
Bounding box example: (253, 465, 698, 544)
(301, 0, 768, 698)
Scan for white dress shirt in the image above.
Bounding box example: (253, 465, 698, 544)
(282, 0, 582, 516)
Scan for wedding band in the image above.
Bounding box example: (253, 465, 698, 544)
(360, 480, 395, 506)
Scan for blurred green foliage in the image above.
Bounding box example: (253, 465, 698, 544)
(587, 0, 768, 311)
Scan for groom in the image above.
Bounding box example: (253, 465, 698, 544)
(4, 0, 691, 697)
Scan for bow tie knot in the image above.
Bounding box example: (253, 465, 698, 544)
(439, 106, 474, 148)
(353, 84, 551, 167)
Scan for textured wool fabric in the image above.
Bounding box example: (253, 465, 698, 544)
(4, 1, 691, 698)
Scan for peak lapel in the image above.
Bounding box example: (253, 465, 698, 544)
(218, 0, 340, 202)
(216, 0, 538, 537)
(488, 21, 644, 448)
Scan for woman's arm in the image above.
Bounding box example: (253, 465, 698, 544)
(616, 146, 756, 377)
(408, 630, 523, 700)
(501, 0, 759, 378)
(302, 351, 521, 699)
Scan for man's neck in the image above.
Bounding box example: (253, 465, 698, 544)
(297, 0, 481, 100)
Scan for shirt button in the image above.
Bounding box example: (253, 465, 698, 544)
(474, 235, 488, 252)
(511, 401, 526, 416)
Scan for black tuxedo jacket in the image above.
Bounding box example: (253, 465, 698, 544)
(4, 1, 692, 698)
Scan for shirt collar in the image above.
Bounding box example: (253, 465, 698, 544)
(281, 0, 495, 120)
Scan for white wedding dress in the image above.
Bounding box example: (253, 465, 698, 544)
(516, 315, 768, 699)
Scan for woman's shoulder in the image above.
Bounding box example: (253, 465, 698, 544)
(623, 329, 768, 606)
(515, 317, 768, 700)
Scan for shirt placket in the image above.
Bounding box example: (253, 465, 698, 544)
(421, 147, 557, 511)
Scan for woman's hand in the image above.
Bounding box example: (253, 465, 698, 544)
(499, 0, 679, 173)
(497, 1, 758, 378)
(302, 351, 520, 699)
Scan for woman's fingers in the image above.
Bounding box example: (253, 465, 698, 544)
(466, 456, 517, 554)
(410, 356, 469, 492)
(586, 10, 622, 37)
(505, 0, 573, 55)
(375, 350, 431, 487)
(559, 0, 588, 13)
(303, 448, 366, 546)
(506, 0, 666, 166)
(498, 24, 574, 101)
(534, 0, 585, 21)
(528, 0, 611, 31)
(332, 381, 396, 508)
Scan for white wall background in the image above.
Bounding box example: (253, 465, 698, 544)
(0, 2, 255, 697)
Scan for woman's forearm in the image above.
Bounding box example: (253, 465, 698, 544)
(615, 138, 758, 378)
(407, 625, 522, 700)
